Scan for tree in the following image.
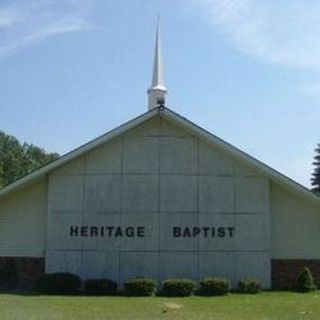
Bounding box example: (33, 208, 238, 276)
(311, 143, 320, 195)
(296, 266, 317, 292)
(0, 131, 59, 188)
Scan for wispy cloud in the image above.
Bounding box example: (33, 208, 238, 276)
(0, 0, 93, 58)
(194, 0, 320, 69)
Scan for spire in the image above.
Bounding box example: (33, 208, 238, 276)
(148, 18, 167, 110)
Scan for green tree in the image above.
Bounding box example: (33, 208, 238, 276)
(0, 131, 59, 188)
(311, 143, 320, 195)
(297, 266, 317, 292)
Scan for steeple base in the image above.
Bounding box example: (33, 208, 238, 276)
(148, 88, 167, 110)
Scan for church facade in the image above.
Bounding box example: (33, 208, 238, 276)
(0, 25, 320, 290)
(1, 106, 320, 289)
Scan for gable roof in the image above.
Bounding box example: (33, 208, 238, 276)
(1, 106, 319, 206)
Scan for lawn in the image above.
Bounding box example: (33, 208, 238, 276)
(0, 292, 319, 320)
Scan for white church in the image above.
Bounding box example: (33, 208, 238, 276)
(0, 24, 320, 290)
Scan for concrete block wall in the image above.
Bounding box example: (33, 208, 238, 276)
(46, 116, 271, 287)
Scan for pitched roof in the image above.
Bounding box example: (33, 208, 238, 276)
(1, 106, 319, 206)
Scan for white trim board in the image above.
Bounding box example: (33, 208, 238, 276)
(1, 106, 319, 207)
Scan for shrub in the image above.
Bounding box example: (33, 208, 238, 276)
(237, 278, 262, 294)
(36, 272, 81, 294)
(124, 278, 157, 296)
(200, 277, 231, 296)
(297, 267, 317, 293)
(84, 279, 117, 295)
(161, 279, 197, 297)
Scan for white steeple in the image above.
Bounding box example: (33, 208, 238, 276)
(147, 19, 167, 110)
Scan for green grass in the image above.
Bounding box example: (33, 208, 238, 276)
(0, 292, 320, 320)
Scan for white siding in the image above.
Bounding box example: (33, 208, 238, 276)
(271, 183, 320, 259)
(0, 178, 46, 257)
(46, 117, 271, 286)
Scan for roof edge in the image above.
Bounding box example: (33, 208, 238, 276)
(0, 106, 319, 207)
(0, 107, 160, 199)
(161, 108, 320, 206)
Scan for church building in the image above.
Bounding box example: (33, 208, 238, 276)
(0, 24, 320, 290)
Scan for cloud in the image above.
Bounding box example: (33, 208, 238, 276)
(0, 0, 93, 58)
(195, 0, 320, 69)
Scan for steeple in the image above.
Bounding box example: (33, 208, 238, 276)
(147, 19, 167, 110)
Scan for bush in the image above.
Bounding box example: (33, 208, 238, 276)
(237, 278, 262, 294)
(84, 279, 117, 295)
(199, 277, 231, 296)
(124, 278, 157, 296)
(297, 267, 317, 293)
(161, 279, 197, 297)
(36, 272, 81, 294)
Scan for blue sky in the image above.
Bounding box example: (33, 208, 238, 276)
(0, 0, 320, 187)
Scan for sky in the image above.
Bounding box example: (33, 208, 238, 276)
(0, 0, 320, 188)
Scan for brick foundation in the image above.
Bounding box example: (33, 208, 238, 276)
(1, 257, 319, 290)
(0, 257, 44, 290)
(272, 259, 320, 290)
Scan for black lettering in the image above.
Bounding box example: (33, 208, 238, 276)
(81, 226, 88, 237)
(90, 226, 98, 237)
(183, 227, 192, 237)
(125, 227, 134, 237)
(227, 227, 235, 237)
(173, 227, 181, 237)
(137, 226, 145, 237)
(70, 226, 78, 237)
(106, 226, 114, 237)
(218, 227, 225, 238)
(192, 227, 201, 237)
(114, 226, 123, 237)
(100, 226, 105, 237)
(211, 228, 216, 237)
(202, 227, 210, 238)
